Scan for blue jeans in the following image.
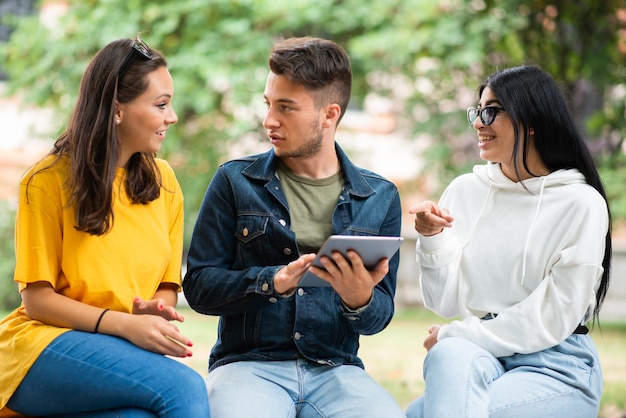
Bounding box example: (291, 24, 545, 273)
(405, 336, 602, 418)
(7, 331, 210, 417)
(205, 359, 405, 417)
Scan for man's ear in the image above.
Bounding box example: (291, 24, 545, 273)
(322, 103, 341, 128)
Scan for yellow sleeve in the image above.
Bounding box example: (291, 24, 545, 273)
(14, 157, 68, 291)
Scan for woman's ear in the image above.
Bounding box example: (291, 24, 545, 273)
(114, 101, 123, 125)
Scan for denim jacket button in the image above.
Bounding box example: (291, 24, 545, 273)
(279, 219, 287, 227)
(283, 248, 292, 255)
(269, 297, 278, 303)
(294, 332, 302, 340)
(297, 288, 305, 296)
(261, 282, 269, 292)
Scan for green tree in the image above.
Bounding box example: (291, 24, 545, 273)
(0, 201, 20, 310)
(1, 0, 624, 237)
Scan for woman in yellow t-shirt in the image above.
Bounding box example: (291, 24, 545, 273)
(0, 37, 210, 417)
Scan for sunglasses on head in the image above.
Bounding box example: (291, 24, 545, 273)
(118, 36, 153, 78)
(467, 106, 505, 126)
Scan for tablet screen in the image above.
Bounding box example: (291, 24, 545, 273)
(298, 235, 403, 287)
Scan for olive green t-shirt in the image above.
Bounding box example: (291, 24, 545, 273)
(277, 161, 344, 254)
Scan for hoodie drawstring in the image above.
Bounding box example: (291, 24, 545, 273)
(461, 185, 493, 249)
(520, 176, 548, 285)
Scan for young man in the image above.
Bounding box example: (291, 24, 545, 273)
(183, 36, 404, 417)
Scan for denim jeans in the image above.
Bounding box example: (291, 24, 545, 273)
(205, 359, 405, 418)
(7, 331, 210, 418)
(405, 335, 602, 418)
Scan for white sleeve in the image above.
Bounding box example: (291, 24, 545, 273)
(416, 231, 462, 318)
(416, 176, 477, 318)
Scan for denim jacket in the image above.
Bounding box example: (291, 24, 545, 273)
(183, 144, 402, 371)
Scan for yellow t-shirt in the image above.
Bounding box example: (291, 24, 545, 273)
(0, 155, 184, 408)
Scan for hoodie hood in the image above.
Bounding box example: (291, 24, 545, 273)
(473, 162, 587, 192)
(468, 163, 587, 284)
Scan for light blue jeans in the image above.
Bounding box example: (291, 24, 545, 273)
(7, 331, 210, 417)
(205, 359, 405, 417)
(405, 335, 602, 418)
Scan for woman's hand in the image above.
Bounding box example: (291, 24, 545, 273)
(132, 296, 185, 322)
(115, 311, 193, 358)
(127, 296, 192, 357)
(423, 324, 440, 351)
(408, 200, 454, 236)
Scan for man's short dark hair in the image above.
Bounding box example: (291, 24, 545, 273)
(269, 37, 352, 123)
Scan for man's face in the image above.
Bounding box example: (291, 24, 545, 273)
(263, 72, 325, 159)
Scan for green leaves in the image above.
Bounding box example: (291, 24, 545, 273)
(1, 0, 624, 233)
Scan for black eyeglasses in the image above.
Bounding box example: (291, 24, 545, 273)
(118, 36, 153, 78)
(467, 106, 505, 126)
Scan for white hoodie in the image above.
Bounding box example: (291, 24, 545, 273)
(416, 162, 608, 357)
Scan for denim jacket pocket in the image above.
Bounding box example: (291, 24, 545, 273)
(235, 214, 269, 243)
(234, 214, 273, 267)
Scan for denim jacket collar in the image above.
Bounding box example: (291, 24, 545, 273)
(241, 143, 376, 199)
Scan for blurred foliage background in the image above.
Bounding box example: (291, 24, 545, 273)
(1, 0, 625, 310)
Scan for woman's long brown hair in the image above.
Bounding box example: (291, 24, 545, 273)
(31, 39, 168, 235)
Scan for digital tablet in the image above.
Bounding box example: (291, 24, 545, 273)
(298, 235, 404, 287)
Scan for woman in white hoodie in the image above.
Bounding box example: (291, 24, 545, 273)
(405, 65, 612, 418)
